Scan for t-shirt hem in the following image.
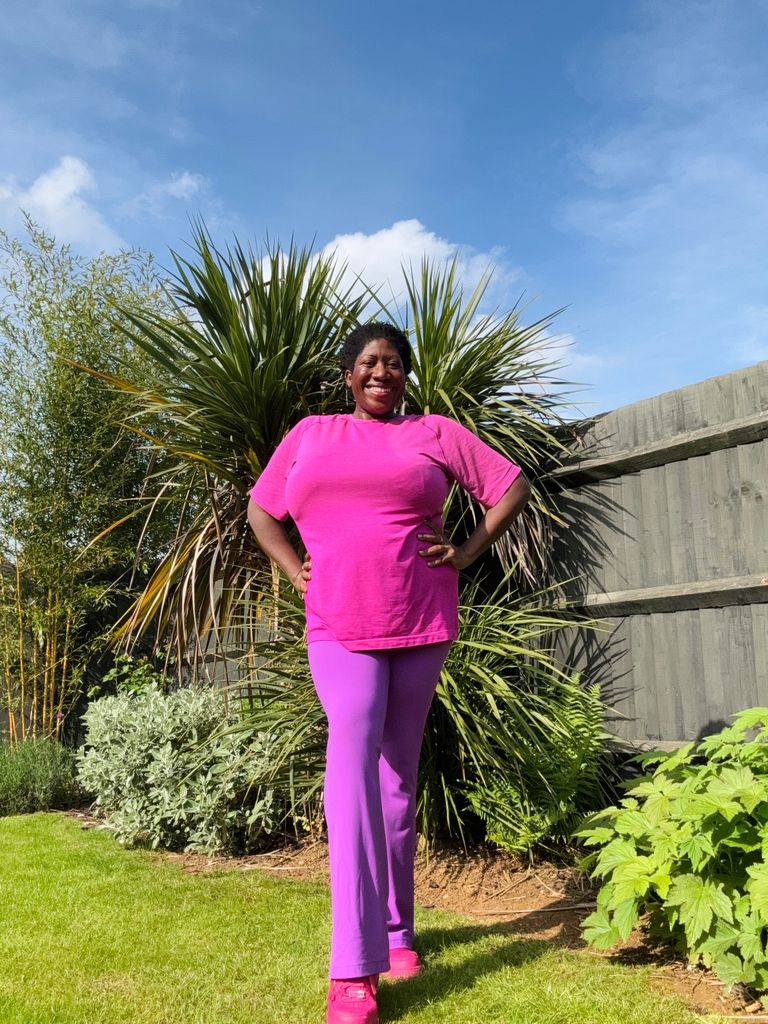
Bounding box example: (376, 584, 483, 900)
(308, 628, 457, 651)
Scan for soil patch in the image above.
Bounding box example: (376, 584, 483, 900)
(66, 811, 763, 1019)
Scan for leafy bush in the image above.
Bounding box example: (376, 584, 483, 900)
(0, 740, 82, 816)
(578, 708, 768, 994)
(467, 682, 606, 854)
(77, 683, 275, 854)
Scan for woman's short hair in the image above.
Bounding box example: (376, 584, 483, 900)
(339, 322, 413, 374)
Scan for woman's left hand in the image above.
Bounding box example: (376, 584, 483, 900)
(417, 521, 472, 572)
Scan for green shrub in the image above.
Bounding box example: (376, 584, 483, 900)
(77, 683, 275, 854)
(578, 707, 768, 994)
(467, 682, 606, 854)
(0, 740, 82, 816)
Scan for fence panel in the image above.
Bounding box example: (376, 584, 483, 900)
(553, 361, 768, 745)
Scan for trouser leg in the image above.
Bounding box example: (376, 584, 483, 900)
(308, 641, 391, 979)
(379, 642, 451, 949)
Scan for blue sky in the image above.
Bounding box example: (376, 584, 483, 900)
(1, 0, 766, 413)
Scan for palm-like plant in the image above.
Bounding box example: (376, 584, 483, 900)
(394, 259, 571, 583)
(88, 225, 367, 668)
(86, 226, 605, 851)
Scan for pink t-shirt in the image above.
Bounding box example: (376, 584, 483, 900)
(249, 414, 521, 651)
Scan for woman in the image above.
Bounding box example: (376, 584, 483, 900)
(248, 322, 530, 1024)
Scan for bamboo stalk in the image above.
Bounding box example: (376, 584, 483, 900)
(13, 522, 27, 740)
(30, 617, 39, 738)
(0, 571, 18, 743)
(54, 608, 73, 731)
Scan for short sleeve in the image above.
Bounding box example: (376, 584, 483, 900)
(248, 419, 309, 521)
(426, 415, 522, 508)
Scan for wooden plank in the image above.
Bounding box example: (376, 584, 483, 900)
(738, 439, 768, 571)
(664, 457, 692, 585)
(650, 612, 683, 741)
(552, 410, 768, 484)
(751, 605, 768, 707)
(647, 464, 669, 589)
(731, 364, 763, 419)
(700, 607, 727, 737)
(562, 573, 768, 615)
(686, 451, 717, 582)
(620, 471, 642, 591)
(758, 361, 768, 413)
(678, 377, 706, 435)
(682, 610, 709, 741)
(722, 446, 747, 576)
(599, 618, 635, 736)
(636, 614, 659, 741)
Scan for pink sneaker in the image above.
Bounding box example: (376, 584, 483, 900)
(327, 976, 378, 1024)
(380, 946, 422, 980)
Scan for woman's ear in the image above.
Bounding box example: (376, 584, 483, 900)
(343, 369, 352, 387)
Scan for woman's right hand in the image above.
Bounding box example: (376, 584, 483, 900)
(291, 556, 312, 594)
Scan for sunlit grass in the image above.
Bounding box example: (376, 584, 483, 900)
(0, 814, 708, 1024)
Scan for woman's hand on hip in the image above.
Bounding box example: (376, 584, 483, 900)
(417, 524, 472, 572)
(291, 556, 312, 594)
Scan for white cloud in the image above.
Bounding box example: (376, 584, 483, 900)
(125, 170, 209, 218)
(157, 171, 206, 200)
(321, 218, 523, 310)
(0, 156, 124, 253)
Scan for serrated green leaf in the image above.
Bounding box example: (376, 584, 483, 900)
(625, 779, 662, 798)
(707, 766, 764, 814)
(746, 863, 768, 916)
(614, 810, 653, 838)
(612, 898, 639, 941)
(679, 831, 714, 870)
(577, 825, 616, 847)
(643, 791, 672, 827)
(653, 742, 695, 776)
(649, 871, 672, 899)
(666, 875, 733, 944)
(581, 908, 622, 950)
(737, 924, 765, 962)
(714, 952, 746, 988)
(608, 855, 657, 905)
(733, 707, 768, 731)
(594, 837, 637, 879)
(700, 921, 740, 963)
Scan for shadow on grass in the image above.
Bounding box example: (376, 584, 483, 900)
(378, 922, 554, 1021)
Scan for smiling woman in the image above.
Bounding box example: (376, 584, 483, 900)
(246, 320, 530, 1024)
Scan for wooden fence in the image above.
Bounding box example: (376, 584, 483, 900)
(552, 360, 768, 747)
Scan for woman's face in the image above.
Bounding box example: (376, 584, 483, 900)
(345, 339, 406, 419)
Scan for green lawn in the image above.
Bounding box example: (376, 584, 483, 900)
(1, 814, 708, 1024)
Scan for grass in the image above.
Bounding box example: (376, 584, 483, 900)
(1, 814, 709, 1024)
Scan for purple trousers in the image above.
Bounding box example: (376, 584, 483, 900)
(308, 640, 451, 979)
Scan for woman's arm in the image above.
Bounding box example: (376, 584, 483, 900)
(418, 474, 531, 572)
(247, 499, 311, 593)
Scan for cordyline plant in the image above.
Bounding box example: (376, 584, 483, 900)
(80, 223, 606, 849)
(578, 708, 768, 994)
(87, 224, 574, 666)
